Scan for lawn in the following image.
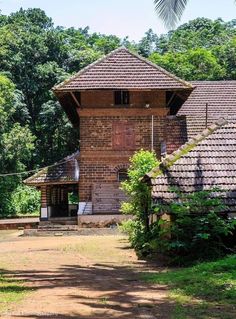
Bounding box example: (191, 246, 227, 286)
(143, 255, 236, 319)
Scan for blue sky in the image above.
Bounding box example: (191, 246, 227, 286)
(1, 0, 236, 40)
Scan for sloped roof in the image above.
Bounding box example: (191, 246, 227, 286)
(53, 47, 192, 91)
(178, 81, 236, 137)
(145, 119, 236, 211)
(24, 152, 79, 186)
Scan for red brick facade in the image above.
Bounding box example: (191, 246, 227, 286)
(78, 90, 187, 208)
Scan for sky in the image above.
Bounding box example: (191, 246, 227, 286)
(1, 0, 236, 41)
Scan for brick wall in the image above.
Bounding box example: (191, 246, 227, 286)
(81, 90, 166, 108)
(79, 115, 187, 203)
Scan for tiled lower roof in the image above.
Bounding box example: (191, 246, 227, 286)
(24, 151, 79, 185)
(178, 81, 236, 137)
(145, 120, 236, 211)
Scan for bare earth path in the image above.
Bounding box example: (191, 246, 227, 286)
(0, 233, 173, 319)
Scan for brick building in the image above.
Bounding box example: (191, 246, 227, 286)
(24, 47, 236, 225)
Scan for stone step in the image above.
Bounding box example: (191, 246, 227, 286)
(38, 225, 78, 231)
(40, 218, 77, 226)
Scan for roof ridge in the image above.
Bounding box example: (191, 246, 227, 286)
(53, 47, 193, 91)
(53, 47, 125, 91)
(146, 118, 228, 179)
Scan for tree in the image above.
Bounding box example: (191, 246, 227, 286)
(138, 29, 158, 57)
(154, 0, 236, 29)
(150, 48, 225, 80)
(0, 74, 35, 216)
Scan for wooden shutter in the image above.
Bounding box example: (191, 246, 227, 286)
(112, 122, 124, 150)
(112, 122, 135, 150)
(125, 124, 135, 149)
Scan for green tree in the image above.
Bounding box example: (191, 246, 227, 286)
(150, 48, 225, 80)
(156, 18, 236, 53)
(138, 29, 158, 57)
(0, 74, 35, 216)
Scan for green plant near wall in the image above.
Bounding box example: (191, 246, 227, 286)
(156, 188, 236, 264)
(120, 149, 159, 256)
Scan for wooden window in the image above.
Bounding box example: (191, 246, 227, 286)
(117, 169, 128, 182)
(112, 122, 135, 150)
(114, 90, 129, 105)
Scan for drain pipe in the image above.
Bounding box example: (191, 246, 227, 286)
(151, 115, 154, 151)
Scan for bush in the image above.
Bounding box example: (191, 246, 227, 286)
(156, 189, 236, 264)
(11, 184, 40, 215)
(120, 150, 159, 256)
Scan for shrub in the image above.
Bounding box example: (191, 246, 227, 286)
(156, 189, 236, 264)
(11, 184, 40, 215)
(120, 149, 159, 256)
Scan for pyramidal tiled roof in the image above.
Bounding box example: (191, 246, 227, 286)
(144, 119, 236, 211)
(53, 47, 192, 91)
(178, 81, 236, 137)
(24, 151, 79, 185)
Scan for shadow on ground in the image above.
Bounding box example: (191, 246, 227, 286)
(0, 262, 174, 319)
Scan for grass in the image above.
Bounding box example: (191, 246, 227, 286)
(58, 235, 133, 264)
(0, 271, 31, 313)
(143, 255, 236, 319)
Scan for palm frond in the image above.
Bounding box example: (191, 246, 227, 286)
(154, 0, 189, 29)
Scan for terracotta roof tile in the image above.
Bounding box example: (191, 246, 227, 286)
(178, 81, 236, 137)
(145, 120, 236, 211)
(53, 47, 192, 91)
(24, 151, 79, 185)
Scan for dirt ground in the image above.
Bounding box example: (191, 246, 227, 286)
(0, 231, 173, 319)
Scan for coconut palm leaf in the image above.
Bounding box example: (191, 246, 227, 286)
(154, 0, 189, 29)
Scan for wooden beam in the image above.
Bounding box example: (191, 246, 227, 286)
(70, 92, 81, 108)
(166, 92, 176, 108)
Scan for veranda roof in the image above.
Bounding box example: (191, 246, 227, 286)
(24, 151, 79, 186)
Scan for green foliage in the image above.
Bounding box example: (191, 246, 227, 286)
(156, 189, 236, 264)
(0, 74, 35, 216)
(68, 192, 79, 204)
(143, 255, 236, 318)
(10, 185, 40, 215)
(150, 18, 236, 81)
(120, 150, 159, 255)
(150, 48, 225, 80)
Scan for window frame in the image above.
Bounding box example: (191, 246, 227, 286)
(117, 169, 128, 182)
(114, 90, 130, 106)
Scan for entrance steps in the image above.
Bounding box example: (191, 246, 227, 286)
(40, 217, 77, 226)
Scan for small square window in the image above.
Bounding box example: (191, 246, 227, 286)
(117, 170, 128, 182)
(114, 91, 129, 105)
